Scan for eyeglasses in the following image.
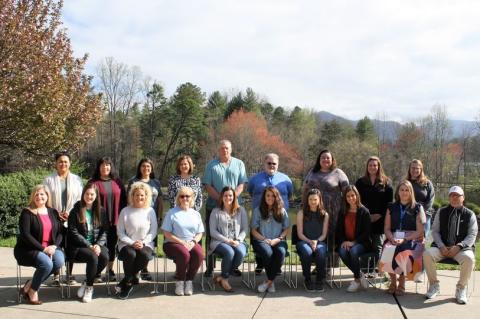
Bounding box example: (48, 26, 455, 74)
(180, 195, 191, 199)
(267, 162, 277, 166)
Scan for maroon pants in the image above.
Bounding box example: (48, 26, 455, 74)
(163, 242, 204, 281)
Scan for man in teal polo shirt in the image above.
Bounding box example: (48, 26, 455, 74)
(203, 139, 248, 276)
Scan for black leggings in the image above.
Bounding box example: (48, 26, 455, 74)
(118, 246, 153, 282)
(72, 246, 109, 286)
(107, 225, 117, 262)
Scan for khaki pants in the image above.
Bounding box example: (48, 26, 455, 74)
(423, 247, 475, 288)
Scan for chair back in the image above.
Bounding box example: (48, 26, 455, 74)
(291, 224, 299, 245)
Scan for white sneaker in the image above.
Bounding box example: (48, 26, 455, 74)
(360, 277, 369, 289)
(425, 282, 440, 299)
(455, 286, 467, 304)
(184, 280, 193, 296)
(175, 281, 184, 296)
(77, 281, 87, 298)
(347, 280, 361, 293)
(257, 281, 269, 293)
(267, 282, 276, 293)
(82, 286, 93, 303)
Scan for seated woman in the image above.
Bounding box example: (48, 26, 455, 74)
(380, 180, 425, 295)
(296, 188, 329, 292)
(116, 182, 158, 299)
(209, 186, 249, 292)
(14, 185, 65, 305)
(251, 186, 289, 293)
(67, 182, 109, 302)
(162, 186, 204, 296)
(336, 185, 372, 292)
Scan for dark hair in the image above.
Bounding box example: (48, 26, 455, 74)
(303, 188, 327, 220)
(259, 186, 284, 223)
(176, 155, 194, 175)
(342, 185, 363, 212)
(92, 157, 118, 180)
(55, 151, 71, 162)
(135, 158, 155, 179)
(312, 149, 337, 173)
(219, 186, 240, 216)
(78, 182, 102, 226)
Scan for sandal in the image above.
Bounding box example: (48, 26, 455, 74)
(387, 282, 396, 294)
(220, 278, 234, 293)
(396, 278, 406, 296)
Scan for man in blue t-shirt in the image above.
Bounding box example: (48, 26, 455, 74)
(203, 139, 248, 275)
(248, 153, 293, 274)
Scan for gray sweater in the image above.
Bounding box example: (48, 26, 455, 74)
(208, 206, 249, 255)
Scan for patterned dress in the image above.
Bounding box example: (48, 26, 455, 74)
(167, 174, 203, 212)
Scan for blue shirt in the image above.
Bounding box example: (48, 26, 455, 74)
(202, 157, 248, 209)
(251, 207, 290, 239)
(248, 171, 293, 209)
(161, 207, 205, 242)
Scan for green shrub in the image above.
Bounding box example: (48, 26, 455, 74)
(0, 168, 50, 238)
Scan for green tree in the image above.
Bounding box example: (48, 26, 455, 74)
(356, 116, 376, 142)
(0, 0, 102, 164)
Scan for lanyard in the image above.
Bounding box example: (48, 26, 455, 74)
(399, 205, 407, 231)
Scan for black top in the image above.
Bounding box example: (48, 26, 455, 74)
(336, 206, 372, 251)
(14, 208, 63, 266)
(66, 201, 109, 260)
(355, 177, 393, 234)
(302, 213, 325, 241)
(388, 202, 423, 232)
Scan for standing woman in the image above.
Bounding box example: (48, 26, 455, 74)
(116, 182, 158, 299)
(67, 183, 109, 303)
(167, 155, 203, 212)
(43, 151, 83, 285)
(380, 180, 425, 295)
(251, 186, 290, 293)
(336, 185, 371, 292)
(209, 186, 249, 292)
(296, 188, 329, 292)
(14, 185, 65, 305)
(89, 157, 127, 280)
(355, 156, 393, 272)
(162, 187, 204, 296)
(303, 150, 349, 250)
(407, 159, 434, 238)
(127, 158, 163, 280)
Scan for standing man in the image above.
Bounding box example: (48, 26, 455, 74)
(203, 140, 248, 276)
(43, 151, 83, 285)
(424, 186, 478, 304)
(248, 153, 293, 274)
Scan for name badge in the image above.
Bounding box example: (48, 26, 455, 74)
(394, 231, 405, 239)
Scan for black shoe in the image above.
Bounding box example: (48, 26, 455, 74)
(255, 265, 263, 275)
(276, 269, 282, 276)
(204, 270, 213, 278)
(304, 279, 315, 292)
(315, 280, 325, 292)
(132, 275, 139, 285)
(108, 269, 116, 281)
(117, 283, 133, 300)
(232, 268, 242, 277)
(140, 270, 153, 281)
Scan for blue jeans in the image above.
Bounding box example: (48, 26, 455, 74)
(338, 243, 366, 279)
(213, 242, 248, 278)
(296, 240, 327, 281)
(252, 240, 288, 280)
(32, 249, 65, 291)
(424, 214, 432, 239)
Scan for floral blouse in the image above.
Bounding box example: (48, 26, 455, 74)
(167, 174, 203, 212)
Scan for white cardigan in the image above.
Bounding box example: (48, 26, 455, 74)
(43, 172, 83, 213)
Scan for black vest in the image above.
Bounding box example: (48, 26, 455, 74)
(436, 205, 475, 249)
(389, 202, 421, 232)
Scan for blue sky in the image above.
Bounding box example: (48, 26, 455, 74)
(62, 0, 480, 122)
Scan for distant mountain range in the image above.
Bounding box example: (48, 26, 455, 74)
(315, 111, 477, 140)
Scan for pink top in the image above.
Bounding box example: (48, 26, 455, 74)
(39, 214, 53, 248)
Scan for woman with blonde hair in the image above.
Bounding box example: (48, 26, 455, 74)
(162, 186, 204, 296)
(14, 185, 65, 305)
(380, 180, 425, 295)
(115, 182, 158, 299)
(209, 186, 249, 292)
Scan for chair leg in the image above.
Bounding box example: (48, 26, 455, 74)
(16, 264, 22, 304)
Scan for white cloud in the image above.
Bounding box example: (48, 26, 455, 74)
(62, 0, 480, 121)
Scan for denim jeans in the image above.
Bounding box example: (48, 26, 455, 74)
(338, 243, 366, 279)
(213, 242, 248, 278)
(296, 240, 327, 281)
(252, 240, 287, 280)
(32, 249, 65, 291)
(424, 214, 432, 240)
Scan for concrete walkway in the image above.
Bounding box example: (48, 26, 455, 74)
(0, 247, 477, 319)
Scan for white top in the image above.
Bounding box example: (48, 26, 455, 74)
(117, 206, 158, 251)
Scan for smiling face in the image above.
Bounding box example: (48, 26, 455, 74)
(179, 159, 190, 175)
(308, 193, 321, 211)
(265, 190, 276, 207)
(83, 187, 97, 207)
(345, 190, 357, 208)
(100, 162, 111, 179)
(449, 193, 464, 208)
(55, 155, 70, 176)
(222, 189, 235, 207)
(264, 156, 278, 175)
(398, 184, 412, 203)
(319, 152, 333, 171)
(409, 163, 422, 180)
(367, 159, 379, 177)
(34, 189, 48, 208)
(140, 162, 152, 179)
(218, 141, 232, 162)
(133, 188, 147, 208)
